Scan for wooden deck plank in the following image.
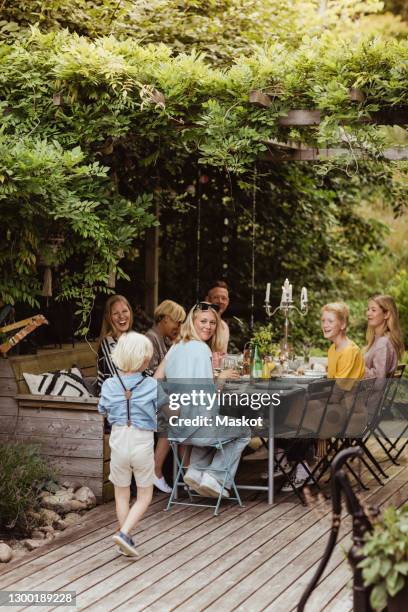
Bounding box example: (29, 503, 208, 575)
(172, 513, 332, 610)
(299, 551, 353, 612)
(68, 499, 270, 611)
(11, 506, 208, 612)
(0, 495, 168, 584)
(260, 478, 408, 612)
(303, 477, 408, 612)
(1, 501, 185, 596)
(22, 500, 252, 612)
(0, 506, 116, 582)
(0, 447, 405, 612)
(264, 480, 408, 612)
(230, 465, 406, 611)
(27, 508, 262, 605)
(114, 486, 351, 612)
(164, 463, 396, 611)
(323, 584, 353, 611)
(84, 500, 295, 612)
(143, 500, 332, 611)
(3, 501, 197, 603)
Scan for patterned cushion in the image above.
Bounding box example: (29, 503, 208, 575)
(23, 367, 92, 398)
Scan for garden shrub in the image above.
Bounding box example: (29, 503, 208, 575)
(0, 442, 55, 535)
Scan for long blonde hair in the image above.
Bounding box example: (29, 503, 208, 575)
(366, 294, 404, 359)
(99, 294, 133, 345)
(178, 304, 224, 352)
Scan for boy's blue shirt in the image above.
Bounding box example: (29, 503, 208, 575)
(98, 372, 167, 430)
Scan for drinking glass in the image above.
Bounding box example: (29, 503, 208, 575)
(213, 351, 222, 376)
(222, 354, 241, 373)
(303, 341, 311, 367)
(263, 355, 276, 377)
(235, 353, 244, 375)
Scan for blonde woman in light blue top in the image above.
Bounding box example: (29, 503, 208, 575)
(156, 302, 249, 500)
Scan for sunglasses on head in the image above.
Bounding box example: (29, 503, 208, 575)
(194, 302, 220, 313)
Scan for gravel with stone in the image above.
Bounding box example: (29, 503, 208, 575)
(0, 480, 97, 563)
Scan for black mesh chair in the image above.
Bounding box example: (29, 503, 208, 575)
(274, 378, 335, 500)
(310, 378, 377, 489)
(372, 364, 406, 462)
(342, 377, 391, 487)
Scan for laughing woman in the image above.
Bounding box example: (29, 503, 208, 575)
(97, 295, 133, 393)
(364, 294, 404, 379)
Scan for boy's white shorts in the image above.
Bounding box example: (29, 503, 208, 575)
(109, 424, 155, 488)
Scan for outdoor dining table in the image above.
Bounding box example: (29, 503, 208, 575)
(170, 373, 326, 505)
(224, 374, 326, 504)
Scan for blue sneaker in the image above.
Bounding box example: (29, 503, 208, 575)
(112, 531, 139, 557)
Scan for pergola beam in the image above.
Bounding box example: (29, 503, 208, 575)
(277, 108, 408, 127)
(279, 110, 321, 126)
(248, 91, 408, 126)
(265, 146, 408, 161)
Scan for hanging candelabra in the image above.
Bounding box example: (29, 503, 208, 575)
(264, 279, 308, 370)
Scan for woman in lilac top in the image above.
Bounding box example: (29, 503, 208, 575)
(364, 294, 404, 379)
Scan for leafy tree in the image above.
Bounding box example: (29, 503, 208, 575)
(0, 136, 155, 330)
(1, 1, 403, 63)
(0, 3, 407, 335)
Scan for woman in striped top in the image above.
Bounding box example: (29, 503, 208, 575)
(97, 295, 175, 495)
(97, 295, 133, 393)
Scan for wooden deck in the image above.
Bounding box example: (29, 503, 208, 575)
(0, 448, 407, 612)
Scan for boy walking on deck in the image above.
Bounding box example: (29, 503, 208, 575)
(98, 332, 167, 557)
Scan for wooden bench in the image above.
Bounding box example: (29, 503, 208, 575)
(0, 344, 113, 502)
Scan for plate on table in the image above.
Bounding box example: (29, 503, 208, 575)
(277, 373, 299, 378)
(302, 369, 326, 378)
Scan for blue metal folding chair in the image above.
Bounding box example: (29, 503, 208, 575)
(166, 439, 244, 516)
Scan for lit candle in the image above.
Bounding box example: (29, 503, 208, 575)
(301, 287, 308, 309)
(282, 279, 289, 303)
(265, 282, 271, 304)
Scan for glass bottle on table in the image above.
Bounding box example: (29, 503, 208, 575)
(250, 342, 263, 380)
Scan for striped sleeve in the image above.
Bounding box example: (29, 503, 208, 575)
(96, 337, 117, 394)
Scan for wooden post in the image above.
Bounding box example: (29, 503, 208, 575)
(349, 87, 365, 103)
(249, 90, 272, 108)
(144, 201, 159, 318)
